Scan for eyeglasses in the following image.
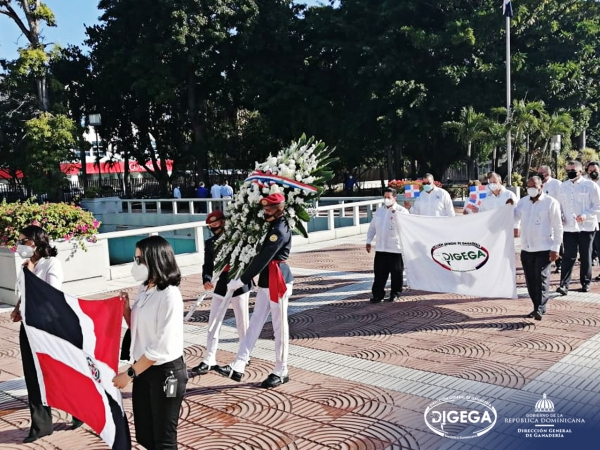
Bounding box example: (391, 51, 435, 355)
(133, 256, 143, 265)
(17, 238, 32, 245)
(421, 182, 431, 186)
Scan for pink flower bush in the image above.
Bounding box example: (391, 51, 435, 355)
(0, 199, 101, 252)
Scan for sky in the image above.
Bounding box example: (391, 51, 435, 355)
(0, 0, 328, 61)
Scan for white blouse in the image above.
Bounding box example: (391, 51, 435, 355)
(130, 285, 184, 365)
(32, 257, 64, 290)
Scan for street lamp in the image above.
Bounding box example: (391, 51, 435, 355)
(550, 134, 561, 176)
(88, 113, 102, 184)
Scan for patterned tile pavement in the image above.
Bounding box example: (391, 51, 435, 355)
(0, 238, 599, 449)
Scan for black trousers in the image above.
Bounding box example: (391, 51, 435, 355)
(593, 233, 600, 272)
(371, 252, 403, 299)
(19, 324, 53, 436)
(560, 231, 595, 287)
(132, 356, 187, 450)
(521, 250, 551, 314)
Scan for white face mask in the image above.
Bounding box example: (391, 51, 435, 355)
(17, 245, 35, 259)
(487, 183, 499, 192)
(383, 198, 394, 207)
(423, 184, 434, 193)
(131, 261, 149, 282)
(527, 187, 540, 198)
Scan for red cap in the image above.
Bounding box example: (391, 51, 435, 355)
(260, 193, 285, 206)
(206, 210, 225, 224)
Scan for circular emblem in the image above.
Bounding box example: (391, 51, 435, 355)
(261, 199, 268, 206)
(86, 356, 102, 383)
(269, 234, 278, 242)
(431, 242, 489, 272)
(424, 395, 497, 439)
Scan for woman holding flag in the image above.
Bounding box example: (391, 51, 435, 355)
(113, 236, 186, 449)
(10, 225, 83, 443)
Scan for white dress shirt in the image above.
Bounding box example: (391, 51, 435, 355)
(515, 193, 563, 252)
(366, 203, 409, 253)
(130, 285, 184, 365)
(542, 177, 561, 199)
(557, 177, 600, 232)
(410, 187, 455, 217)
(479, 186, 517, 213)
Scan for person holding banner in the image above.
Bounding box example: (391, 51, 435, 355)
(478, 172, 517, 212)
(366, 187, 409, 303)
(515, 176, 563, 320)
(556, 161, 600, 295)
(9, 225, 83, 443)
(188, 211, 250, 377)
(215, 192, 294, 388)
(405, 173, 455, 217)
(113, 236, 186, 449)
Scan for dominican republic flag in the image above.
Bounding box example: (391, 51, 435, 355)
(19, 268, 130, 450)
(404, 185, 421, 198)
(503, 0, 513, 18)
(245, 170, 318, 193)
(469, 185, 487, 205)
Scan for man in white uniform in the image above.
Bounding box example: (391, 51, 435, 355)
(479, 172, 518, 212)
(585, 162, 600, 280)
(515, 176, 563, 320)
(537, 165, 561, 199)
(556, 160, 600, 294)
(406, 173, 455, 217)
(366, 187, 409, 303)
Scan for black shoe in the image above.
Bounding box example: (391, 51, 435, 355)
(23, 431, 52, 443)
(214, 365, 243, 382)
(525, 311, 535, 318)
(370, 297, 384, 303)
(71, 418, 84, 430)
(189, 362, 213, 377)
(385, 294, 401, 302)
(556, 286, 568, 296)
(581, 284, 591, 292)
(595, 275, 600, 281)
(260, 373, 290, 388)
(533, 311, 543, 321)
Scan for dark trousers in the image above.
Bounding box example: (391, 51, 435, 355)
(593, 233, 600, 273)
(132, 356, 187, 450)
(521, 250, 551, 314)
(561, 231, 595, 287)
(19, 324, 53, 436)
(371, 252, 403, 300)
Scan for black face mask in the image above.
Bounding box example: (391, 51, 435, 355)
(209, 226, 223, 235)
(590, 171, 599, 180)
(567, 170, 578, 180)
(537, 173, 547, 179)
(264, 213, 277, 221)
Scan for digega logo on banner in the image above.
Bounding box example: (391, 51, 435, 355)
(431, 242, 490, 272)
(424, 395, 497, 440)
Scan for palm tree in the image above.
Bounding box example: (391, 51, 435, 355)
(443, 106, 489, 180)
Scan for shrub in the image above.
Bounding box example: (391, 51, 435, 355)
(0, 199, 101, 252)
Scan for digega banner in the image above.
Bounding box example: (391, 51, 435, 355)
(399, 205, 517, 299)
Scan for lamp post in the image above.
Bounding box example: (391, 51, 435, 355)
(551, 134, 561, 176)
(88, 113, 102, 186)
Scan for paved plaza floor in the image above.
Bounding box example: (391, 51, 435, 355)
(0, 235, 599, 449)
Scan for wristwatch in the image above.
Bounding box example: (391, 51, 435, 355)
(127, 367, 137, 379)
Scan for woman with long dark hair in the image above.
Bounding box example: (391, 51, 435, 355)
(112, 235, 186, 449)
(9, 225, 83, 443)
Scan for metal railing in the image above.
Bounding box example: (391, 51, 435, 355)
(94, 197, 387, 278)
